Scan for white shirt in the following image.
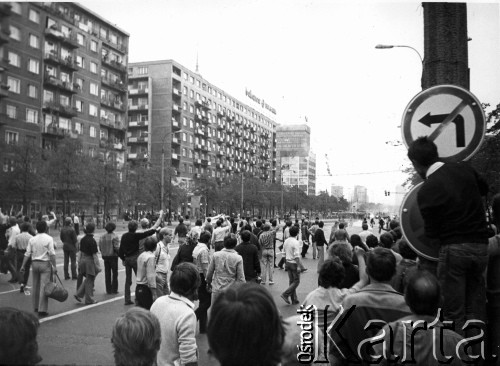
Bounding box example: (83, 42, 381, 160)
(73, 216, 80, 224)
(7, 224, 20, 247)
(358, 230, 372, 244)
(25, 233, 56, 261)
(212, 225, 231, 244)
(154, 241, 170, 274)
(284, 236, 300, 263)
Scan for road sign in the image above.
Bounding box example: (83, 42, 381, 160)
(399, 183, 438, 261)
(402, 84, 485, 163)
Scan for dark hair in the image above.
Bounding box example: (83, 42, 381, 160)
(318, 221, 324, 228)
(143, 236, 158, 252)
(169, 262, 200, 298)
(224, 236, 238, 249)
(178, 217, 184, 224)
(256, 220, 262, 228)
(366, 234, 379, 249)
(208, 283, 284, 366)
(329, 243, 352, 264)
(128, 221, 138, 233)
(350, 234, 363, 248)
(362, 223, 368, 230)
(240, 230, 251, 242)
(338, 223, 345, 229)
(112, 307, 161, 366)
(85, 222, 95, 234)
(244, 224, 252, 232)
(199, 231, 211, 244)
(35, 220, 47, 234)
(20, 222, 30, 233)
(0, 307, 41, 365)
(185, 215, 189, 220)
(231, 222, 238, 234)
(207, 217, 211, 223)
(105, 222, 116, 233)
(271, 219, 277, 226)
(195, 219, 202, 226)
(389, 220, 400, 230)
(286, 221, 292, 227)
(318, 258, 345, 289)
(405, 270, 441, 316)
(398, 239, 417, 260)
(407, 136, 439, 167)
(216, 219, 223, 227)
(289, 225, 299, 237)
(367, 248, 396, 282)
(379, 232, 394, 248)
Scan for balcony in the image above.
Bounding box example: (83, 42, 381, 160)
(242, 133, 249, 141)
(217, 123, 224, 130)
(100, 97, 125, 112)
(44, 27, 79, 49)
(216, 137, 225, 144)
(243, 123, 250, 130)
(235, 118, 242, 126)
(101, 76, 127, 93)
(44, 53, 79, 71)
(250, 148, 256, 155)
(261, 175, 269, 180)
(171, 153, 179, 160)
(129, 104, 148, 111)
(101, 56, 127, 73)
(100, 117, 126, 131)
(102, 38, 128, 54)
(172, 104, 181, 113)
(217, 110, 225, 117)
(194, 144, 202, 151)
(235, 129, 242, 137)
(194, 173, 201, 179)
(242, 144, 249, 152)
(193, 159, 202, 166)
(42, 125, 70, 137)
(0, 4, 11, 16)
(43, 75, 77, 94)
(201, 159, 210, 166)
(250, 160, 256, 166)
(43, 102, 77, 117)
(234, 155, 241, 162)
(217, 149, 224, 156)
(172, 136, 180, 145)
(173, 87, 182, 97)
(100, 138, 125, 150)
(226, 166, 233, 172)
(128, 87, 149, 95)
(216, 163, 224, 170)
(128, 135, 149, 143)
(201, 145, 210, 152)
(195, 128, 204, 136)
(128, 120, 149, 127)
(128, 152, 148, 160)
(172, 118, 181, 130)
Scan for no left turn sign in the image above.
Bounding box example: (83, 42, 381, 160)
(401, 84, 486, 163)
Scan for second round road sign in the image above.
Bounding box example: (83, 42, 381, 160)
(401, 84, 486, 163)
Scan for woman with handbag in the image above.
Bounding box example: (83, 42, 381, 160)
(74, 223, 99, 305)
(155, 228, 171, 297)
(20, 220, 57, 317)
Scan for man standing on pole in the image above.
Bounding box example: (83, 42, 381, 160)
(408, 136, 489, 342)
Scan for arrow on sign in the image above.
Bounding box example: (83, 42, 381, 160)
(419, 113, 465, 147)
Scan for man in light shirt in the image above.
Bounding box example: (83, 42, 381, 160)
(280, 225, 303, 305)
(211, 217, 231, 252)
(358, 223, 372, 245)
(13, 223, 33, 293)
(151, 262, 200, 366)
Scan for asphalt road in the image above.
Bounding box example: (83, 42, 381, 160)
(0, 219, 373, 366)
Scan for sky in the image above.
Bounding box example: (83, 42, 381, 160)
(81, 0, 500, 204)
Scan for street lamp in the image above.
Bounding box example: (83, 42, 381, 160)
(375, 44, 424, 87)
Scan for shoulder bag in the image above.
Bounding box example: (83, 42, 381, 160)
(44, 264, 68, 302)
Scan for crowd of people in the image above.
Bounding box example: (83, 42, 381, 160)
(1, 138, 500, 365)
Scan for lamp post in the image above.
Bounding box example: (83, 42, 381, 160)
(375, 44, 424, 88)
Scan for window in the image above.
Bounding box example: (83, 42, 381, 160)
(90, 126, 96, 137)
(75, 100, 83, 112)
(189, 90, 194, 99)
(43, 90, 54, 103)
(28, 9, 40, 23)
(28, 58, 39, 74)
(182, 133, 186, 142)
(26, 108, 38, 124)
(76, 55, 84, 68)
(90, 82, 98, 96)
(27, 84, 37, 98)
(189, 150, 193, 159)
(138, 66, 148, 75)
(90, 61, 97, 73)
(29, 34, 40, 48)
(189, 105, 194, 114)
(188, 165, 193, 173)
(74, 122, 82, 134)
(9, 26, 20, 41)
(8, 52, 20, 67)
(189, 135, 193, 143)
(59, 117, 70, 130)
(89, 103, 98, 116)
(11, 3, 21, 14)
(189, 119, 193, 128)
(189, 76, 194, 84)
(77, 33, 84, 46)
(60, 95, 69, 106)
(75, 78, 83, 91)
(90, 40, 97, 52)
(6, 105, 16, 119)
(60, 72, 70, 83)
(183, 86, 187, 95)
(196, 79, 200, 87)
(5, 131, 18, 145)
(3, 158, 14, 172)
(182, 117, 187, 126)
(183, 102, 187, 111)
(7, 77, 20, 94)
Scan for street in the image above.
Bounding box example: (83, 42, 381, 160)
(0, 220, 370, 365)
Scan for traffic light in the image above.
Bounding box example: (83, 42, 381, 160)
(384, 190, 391, 196)
(384, 190, 387, 196)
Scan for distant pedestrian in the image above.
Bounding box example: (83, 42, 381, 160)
(13, 223, 33, 293)
(60, 217, 78, 280)
(135, 237, 158, 310)
(314, 221, 328, 272)
(72, 213, 80, 235)
(74, 223, 99, 305)
(174, 217, 188, 246)
(155, 228, 172, 297)
(99, 222, 120, 294)
(236, 230, 261, 283)
(193, 231, 212, 334)
(280, 225, 303, 305)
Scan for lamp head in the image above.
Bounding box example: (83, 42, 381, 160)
(375, 44, 394, 49)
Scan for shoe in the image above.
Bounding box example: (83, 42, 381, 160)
(38, 312, 49, 317)
(280, 294, 290, 305)
(292, 300, 300, 305)
(112, 291, 119, 294)
(278, 266, 283, 270)
(124, 300, 134, 306)
(20, 285, 24, 293)
(260, 282, 266, 285)
(274, 265, 279, 268)
(85, 300, 98, 305)
(269, 281, 274, 285)
(301, 268, 308, 273)
(74, 295, 82, 303)
(65, 277, 70, 280)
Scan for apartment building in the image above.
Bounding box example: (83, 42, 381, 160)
(0, 2, 129, 167)
(127, 60, 278, 190)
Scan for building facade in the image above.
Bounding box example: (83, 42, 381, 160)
(353, 185, 368, 208)
(276, 124, 316, 196)
(331, 185, 343, 199)
(127, 60, 278, 194)
(0, 2, 129, 165)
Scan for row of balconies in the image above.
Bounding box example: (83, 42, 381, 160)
(100, 97, 125, 112)
(100, 117, 126, 131)
(101, 76, 127, 93)
(44, 53, 79, 71)
(129, 104, 148, 111)
(99, 138, 125, 150)
(129, 87, 149, 95)
(102, 55, 127, 73)
(128, 120, 149, 127)
(44, 27, 79, 49)
(41, 124, 79, 139)
(43, 75, 77, 94)
(43, 102, 78, 117)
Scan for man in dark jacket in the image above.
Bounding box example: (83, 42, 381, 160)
(314, 221, 328, 273)
(408, 136, 489, 342)
(236, 230, 261, 283)
(119, 211, 163, 305)
(60, 217, 78, 280)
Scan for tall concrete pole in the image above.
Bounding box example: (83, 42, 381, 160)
(422, 3, 469, 90)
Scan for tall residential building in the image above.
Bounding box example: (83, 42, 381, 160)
(353, 185, 368, 207)
(0, 2, 129, 167)
(331, 185, 343, 199)
(127, 60, 277, 191)
(276, 124, 316, 196)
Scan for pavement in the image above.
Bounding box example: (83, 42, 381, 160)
(0, 219, 374, 365)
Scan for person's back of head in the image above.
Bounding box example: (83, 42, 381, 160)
(85, 222, 95, 234)
(64, 217, 72, 227)
(405, 269, 441, 316)
(407, 136, 439, 168)
(329, 243, 353, 265)
(195, 219, 202, 226)
(398, 239, 417, 261)
(178, 217, 184, 224)
(367, 247, 396, 282)
(128, 220, 138, 233)
(350, 234, 363, 248)
(314, 220, 319, 226)
(362, 223, 368, 231)
(262, 224, 270, 232)
(105, 222, 116, 234)
(338, 223, 345, 230)
(199, 231, 211, 245)
(35, 220, 47, 234)
(208, 283, 284, 366)
(318, 221, 324, 228)
(318, 258, 345, 289)
(143, 236, 158, 252)
(379, 232, 394, 249)
(20, 222, 30, 233)
(223, 236, 238, 249)
(207, 217, 211, 223)
(244, 224, 252, 232)
(366, 234, 379, 249)
(170, 262, 200, 299)
(140, 218, 149, 229)
(0, 307, 41, 366)
(271, 219, 277, 227)
(185, 215, 189, 220)
(216, 219, 223, 227)
(240, 230, 251, 243)
(389, 220, 399, 231)
(289, 225, 299, 238)
(286, 221, 292, 227)
(111, 307, 161, 366)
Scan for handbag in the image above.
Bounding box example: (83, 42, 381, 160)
(44, 265, 68, 302)
(93, 253, 102, 274)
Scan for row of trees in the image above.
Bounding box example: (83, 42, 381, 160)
(0, 136, 351, 218)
